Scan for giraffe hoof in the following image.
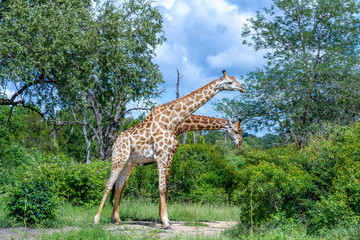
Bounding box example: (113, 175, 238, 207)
(112, 218, 122, 225)
(162, 226, 172, 230)
(94, 215, 100, 225)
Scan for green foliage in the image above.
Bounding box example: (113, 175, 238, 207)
(0, 106, 54, 153)
(234, 147, 314, 223)
(232, 122, 360, 234)
(7, 179, 58, 226)
(0, 133, 109, 207)
(0, 0, 166, 161)
(169, 143, 237, 203)
(215, 0, 360, 146)
(0, 0, 94, 110)
(36, 160, 110, 206)
(124, 143, 238, 204)
(124, 163, 159, 202)
(226, 218, 360, 240)
(307, 193, 357, 234)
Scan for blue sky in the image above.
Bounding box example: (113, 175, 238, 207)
(147, 0, 271, 118)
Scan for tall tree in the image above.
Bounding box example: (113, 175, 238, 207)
(0, 0, 94, 116)
(215, 0, 360, 147)
(0, 0, 165, 161)
(59, 0, 165, 161)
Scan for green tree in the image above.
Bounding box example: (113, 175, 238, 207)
(215, 0, 360, 147)
(0, 0, 94, 116)
(0, 0, 165, 161)
(66, 0, 165, 161)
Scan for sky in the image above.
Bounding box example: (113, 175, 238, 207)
(144, 0, 272, 119)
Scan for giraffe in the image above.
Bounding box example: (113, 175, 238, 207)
(174, 115, 243, 149)
(94, 70, 245, 228)
(109, 115, 243, 218)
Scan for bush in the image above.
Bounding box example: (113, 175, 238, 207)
(38, 160, 111, 206)
(4, 150, 111, 207)
(7, 179, 58, 226)
(307, 193, 356, 234)
(169, 143, 238, 203)
(232, 122, 360, 230)
(123, 143, 238, 204)
(124, 163, 159, 202)
(234, 147, 315, 223)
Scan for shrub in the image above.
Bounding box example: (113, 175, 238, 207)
(7, 179, 58, 226)
(234, 147, 316, 223)
(307, 193, 356, 234)
(124, 163, 159, 202)
(39, 160, 111, 206)
(169, 143, 238, 203)
(124, 143, 238, 204)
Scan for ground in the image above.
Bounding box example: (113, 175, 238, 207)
(0, 221, 237, 239)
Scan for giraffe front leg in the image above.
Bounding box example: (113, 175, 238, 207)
(158, 165, 171, 229)
(154, 136, 178, 229)
(111, 163, 137, 224)
(157, 150, 177, 228)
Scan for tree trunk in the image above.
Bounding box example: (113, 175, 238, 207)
(182, 132, 188, 145)
(83, 124, 93, 164)
(81, 112, 95, 164)
(193, 131, 198, 144)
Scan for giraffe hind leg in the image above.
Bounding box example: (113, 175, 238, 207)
(94, 167, 123, 224)
(111, 163, 137, 224)
(94, 140, 131, 224)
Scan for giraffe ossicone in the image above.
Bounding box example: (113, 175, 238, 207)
(94, 71, 245, 228)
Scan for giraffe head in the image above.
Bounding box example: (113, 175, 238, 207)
(226, 118, 243, 149)
(215, 70, 246, 93)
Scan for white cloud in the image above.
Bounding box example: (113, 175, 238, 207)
(206, 46, 263, 70)
(157, 0, 176, 10)
(164, 13, 173, 22)
(150, 0, 270, 118)
(155, 42, 188, 67)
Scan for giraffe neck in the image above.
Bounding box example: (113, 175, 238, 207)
(174, 115, 230, 136)
(160, 80, 220, 130)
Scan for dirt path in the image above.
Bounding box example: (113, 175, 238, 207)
(0, 221, 237, 239)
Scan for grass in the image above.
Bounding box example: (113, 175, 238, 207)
(224, 220, 360, 240)
(38, 226, 158, 240)
(2, 197, 360, 240)
(0, 198, 237, 239)
(50, 199, 240, 227)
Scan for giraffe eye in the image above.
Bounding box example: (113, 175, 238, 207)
(227, 81, 233, 85)
(234, 130, 238, 134)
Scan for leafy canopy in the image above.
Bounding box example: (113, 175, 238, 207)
(214, 0, 360, 146)
(0, 0, 165, 116)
